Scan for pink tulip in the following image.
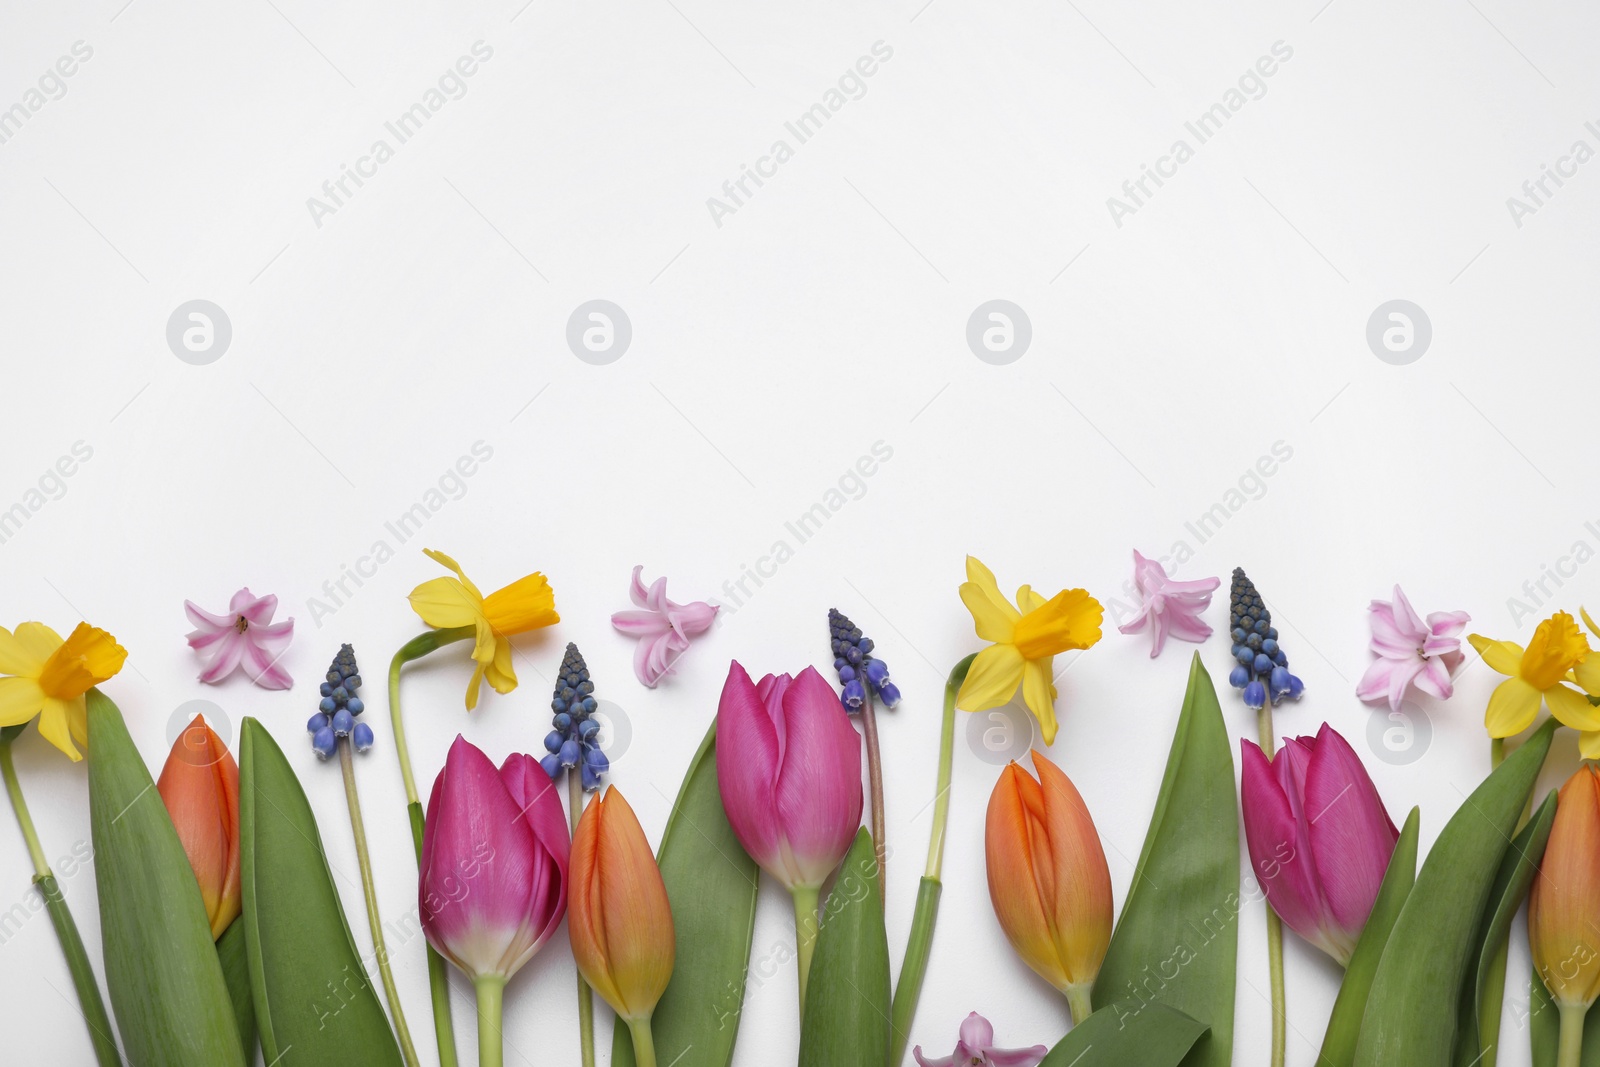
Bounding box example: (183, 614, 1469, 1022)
(1239, 723, 1398, 966)
(420, 736, 569, 982)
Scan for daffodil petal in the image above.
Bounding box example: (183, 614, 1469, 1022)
(1015, 584, 1047, 614)
(408, 577, 484, 630)
(485, 637, 517, 695)
(964, 558, 1020, 632)
(1468, 635, 1523, 677)
(1580, 729, 1600, 760)
(1546, 683, 1600, 732)
(1021, 660, 1059, 746)
(12, 622, 64, 667)
(0, 677, 45, 726)
(422, 548, 484, 601)
(463, 662, 487, 711)
(0, 626, 48, 676)
(960, 583, 1018, 644)
(1484, 677, 1543, 738)
(35, 698, 82, 761)
(1573, 654, 1600, 698)
(958, 643, 1025, 712)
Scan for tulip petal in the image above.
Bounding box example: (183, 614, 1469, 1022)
(1531, 768, 1600, 1007)
(772, 668, 863, 887)
(158, 715, 242, 938)
(986, 762, 1068, 991)
(716, 662, 785, 876)
(1239, 740, 1324, 949)
(1303, 725, 1396, 940)
(1030, 752, 1112, 985)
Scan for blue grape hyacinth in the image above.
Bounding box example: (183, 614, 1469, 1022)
(308, 643, 373, 759)
(1227, 568, 1304, 710)
(541, 643, 608, 791)
(829, 608, 901, 711)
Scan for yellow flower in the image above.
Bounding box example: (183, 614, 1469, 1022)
(407, 549, 559, 710)
(1469, 611, 1600, 755)
(956, 556, 1102, 746)
(0, 623, 128, 761)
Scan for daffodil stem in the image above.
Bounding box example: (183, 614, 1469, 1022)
(0, 736, 121, 1067)
(1257, 698, 1286, 1067)
(792, 885, 821, 1014)
(1559, 1003, 1587, 1067)
(859, 687, 887, 902)
(626, 1017, 658, 1067)
(390, 629, 474, 1067)
(1066, 984, 1095, 1027)
(474, 976, 506, 1067)
(339, 739, 420, 1067)
(568, 772, 596, 1067)
(924, 654, 974, 881)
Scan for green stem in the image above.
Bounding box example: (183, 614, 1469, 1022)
(1257, 699, 1286, 1067)
(568, 772, 596, 1067)
(1475, 736, 1534, 1067)
(474, 976, 506, 1067)
(339, 740, 420, 1067)
(392, 630, 474, 1067)
(924, 654, 974, 881)
(0, 738, 121, 1067)
(1066, 983, 1095, 1026)
(859, 687, 887, 902)
(1559, 1002, 1587, 1067)
(792, 885, 821, 1014)
(626, 1017, 658, 1067)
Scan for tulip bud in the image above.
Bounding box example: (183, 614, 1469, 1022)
(1530, 766, 1600, 1010)
(1239, 723, 1398, 966)
(419, 737, 569, 981)
(569, 787, 675, 1024)
(156, 714, 240, 940)
(985, 752, 1112, 1018)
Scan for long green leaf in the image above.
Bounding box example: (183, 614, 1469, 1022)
(1353, 718, 1555, 1066)
(238, 718, 401, 1066)
(1040, 1003, 1209, 1066)
(217, 918, 256, 1058)
(87, 689, 245, 1066)
(613, 720, 759, 1067)
(1318, 806, 1419, 1067)
(799, 829, 891, 1067)
(1454, 789, 1558, 1067)
(1092, 653, 1237, 1067)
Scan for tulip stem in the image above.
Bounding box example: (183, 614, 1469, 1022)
(859, 686, 887, 902)
(339, 739, 421, 1067)
(627, 1017, 658, 1067)
(1066, 984, 1095, 1026)
(793, 884, 821, 1013)
(1256, 699, 1287, 1067)
(567, 772, 597, 1067)
(390, 629, 474, 1067)
(1559, 1003, 1587, 1067)
(0, 735, 122, 1067)
(474, 975, 506, 1067)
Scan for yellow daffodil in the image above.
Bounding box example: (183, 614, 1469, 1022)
(0, 622, 128, 760)
(956, 556, 1102, 746)
(1468, 611, 1600, 754)
(407, 549, 559, 710)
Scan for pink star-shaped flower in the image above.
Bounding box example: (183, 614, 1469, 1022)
(1117, 549, 1220, 657)
(1355, 585, 1468, 713)
(610, 566, 717, 688)
(913, 1013, 1048, 1067)
(184, 588, 294, 690)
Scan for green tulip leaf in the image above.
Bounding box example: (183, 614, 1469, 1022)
(238, 718, 401, 1066)
(1041, 1002, 1209, 1067)
(612, 720, 759, 1067)
(798, 828, 890, 1067)
(1318, 806, 1419, 1067)
(1092, 653, 1237, 1067)
(87, 688, 246, 1066)
(1353, 718, 1556, 1067)
(1453, 789, 1558, 1067)
(217, 918, 256, 1058)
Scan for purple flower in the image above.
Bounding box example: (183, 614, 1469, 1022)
(1354, 585, 1468, 713)
(913, 1012, 1048, 1067)
(1116, 550, 1220, 657)
(184, 588, 293, 690)
(610, 566, 717, 687)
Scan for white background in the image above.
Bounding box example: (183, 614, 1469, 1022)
(2, 0, 1598, 1064)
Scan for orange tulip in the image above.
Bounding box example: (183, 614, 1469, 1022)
(569, 787, 674, 1034)
(985, 751, 1113, 1022)
(1530, 765, 1600, 1011)
(156, 714, 240, 940)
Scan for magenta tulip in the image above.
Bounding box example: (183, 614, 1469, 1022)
(420, 737, 570, 981)
(1240, 723, 1398, 966)
(716, 661, 863, 1009)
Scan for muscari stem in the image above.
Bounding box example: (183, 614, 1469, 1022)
(568, 772, 596, 1067)
(1257, 697, 1286, 1067)
(475, 976, 506, 1067)
(859, 686, 887, 902)
(792, 884, 821, 1014)
(1559, 1002, 1587, 1067)
(339, 739, 420, 1067)
(390, 628, 474, 1067)
(888, 654, 975, 1067)
(0, 737, 121, 1067)
(626, 1017, 658, 1067)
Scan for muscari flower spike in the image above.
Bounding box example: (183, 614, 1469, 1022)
(306, 643, 373, 759)
(1227, 569, 1304, 710)
(541, 643, 609, 791)
(829, 608, 901, 712)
